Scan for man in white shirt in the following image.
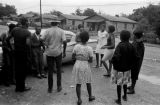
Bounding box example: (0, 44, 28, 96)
(42, 19, 67, 93)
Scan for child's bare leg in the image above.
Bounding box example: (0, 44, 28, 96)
(122, 84, 127, 101)
(76, 84, 82, 105)
(115, 85, 122, 105)
(86, 83, 95, 101)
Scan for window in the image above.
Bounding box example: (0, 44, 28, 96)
(72, 20, 75, 25)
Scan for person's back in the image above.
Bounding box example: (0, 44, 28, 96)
(111, 30, 138, 105)
(132, 39, 144, 60)
(74, 44, 92, 61)
(43, 26, 65, 57)
(113, 42, 136, 72)
(111, 30, 137, 72)
(12, 27, 31, 53)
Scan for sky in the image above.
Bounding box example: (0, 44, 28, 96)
(1, 0, 159, 16)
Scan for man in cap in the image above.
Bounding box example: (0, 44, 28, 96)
(8, 17, 31, 92)
(42, 18, 67, 93)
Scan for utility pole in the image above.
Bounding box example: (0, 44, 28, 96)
(40, 0, 42, 28)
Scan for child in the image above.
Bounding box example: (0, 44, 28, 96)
(101, 25, 115, 77)
(127, 30, 145, 94)
(94, 24, 108, 68)
(111, 30, 138, 105)
(72, 31, 95, 105)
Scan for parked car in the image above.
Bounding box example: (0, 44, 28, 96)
(29, 29, 97, 64)
(0, 29, 97, 69)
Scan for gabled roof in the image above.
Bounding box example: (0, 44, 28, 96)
(60, 14, 88, 20)
(42, 14, 58, 20)
(85, 14, 137, 24)
(18, 14, 35, 18)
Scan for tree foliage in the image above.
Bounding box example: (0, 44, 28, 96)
(82, 8, 97, 16)
(50, 10, 62, 16)
(0, 3, 17, 17)
(73, 8, 97, 16)
(75, 8, 83, 16)
(128, 4, 160, 35)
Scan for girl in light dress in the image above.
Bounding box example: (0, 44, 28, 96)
(95, 24, 109, 68)
(72, 31, 95, 105)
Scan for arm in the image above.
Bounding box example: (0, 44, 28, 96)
(101, 35, 115, 49)
(6, 32, 13, 50)
(72, 45, 77, 61)
(72, 53, 76, 60)
(88, 47, 94, 63)
(62, 31, 67, 58)
(111, 44, 121, 65)
(63, 41, 67, 58)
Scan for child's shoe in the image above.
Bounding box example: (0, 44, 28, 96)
(89, 96, 95, 101)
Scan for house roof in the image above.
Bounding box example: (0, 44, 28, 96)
(18, 14, 35, 18)
(85, 14, 137, 24)
(42, 14, 58, 20)
(60, 14, 88, 20)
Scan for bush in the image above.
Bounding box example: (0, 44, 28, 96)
(143, 32, 157, 44)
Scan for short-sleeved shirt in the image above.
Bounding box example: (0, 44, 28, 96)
(73, 44, 93, 61)
(42, 26, 66, 57)
(11, 27, 31, 53)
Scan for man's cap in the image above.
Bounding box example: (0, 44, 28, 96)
(7, 21, 18, 26)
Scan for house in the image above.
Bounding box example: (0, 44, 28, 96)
(58, 14, 88, 30)
(10, 14, 19, 21)
(18, 13, 35, 26)
(34, 14, 58, 27)
(84, 14, 137, 33)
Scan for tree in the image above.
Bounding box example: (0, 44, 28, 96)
(75, 8, 83, 16)
(82, 8, 97, 16)
(50, 10, 62, 16)
(155, 19, 160, 39)
(0, 3, 17, 17)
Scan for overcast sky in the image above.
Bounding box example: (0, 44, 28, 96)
(1, 0, 159, 15)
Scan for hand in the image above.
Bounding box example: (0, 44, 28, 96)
(101, 46, 106, 49)
(63, 52, 66, 58)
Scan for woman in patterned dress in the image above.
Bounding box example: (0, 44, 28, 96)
(72, 31, 95, 105)
(111, 30, 138, 105)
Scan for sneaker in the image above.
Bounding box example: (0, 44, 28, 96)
(15, 87, 31, 92)
(93, 65, 99, 68)
(89, 96, 95, 102)
(41, 74, 47, 78)
(48, 88, 52, 93)
(127, 89, 135, 94)
(122, 95, 127, 101)
(57, 86, 62, 92)
(77, 99, 82, 105)
(103, 74, 111, 77)
(114, 99, 122, 105)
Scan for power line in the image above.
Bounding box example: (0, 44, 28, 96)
(42, 1, 159, 7)
(19, 1, 160, 12)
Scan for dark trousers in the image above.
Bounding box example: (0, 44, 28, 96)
(8, 50, 15, 83)
(15, 51, 27, 90)
(47, 54, 62, 90)
(1, 48, 10, 84)
(32, 48, 43, 75)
